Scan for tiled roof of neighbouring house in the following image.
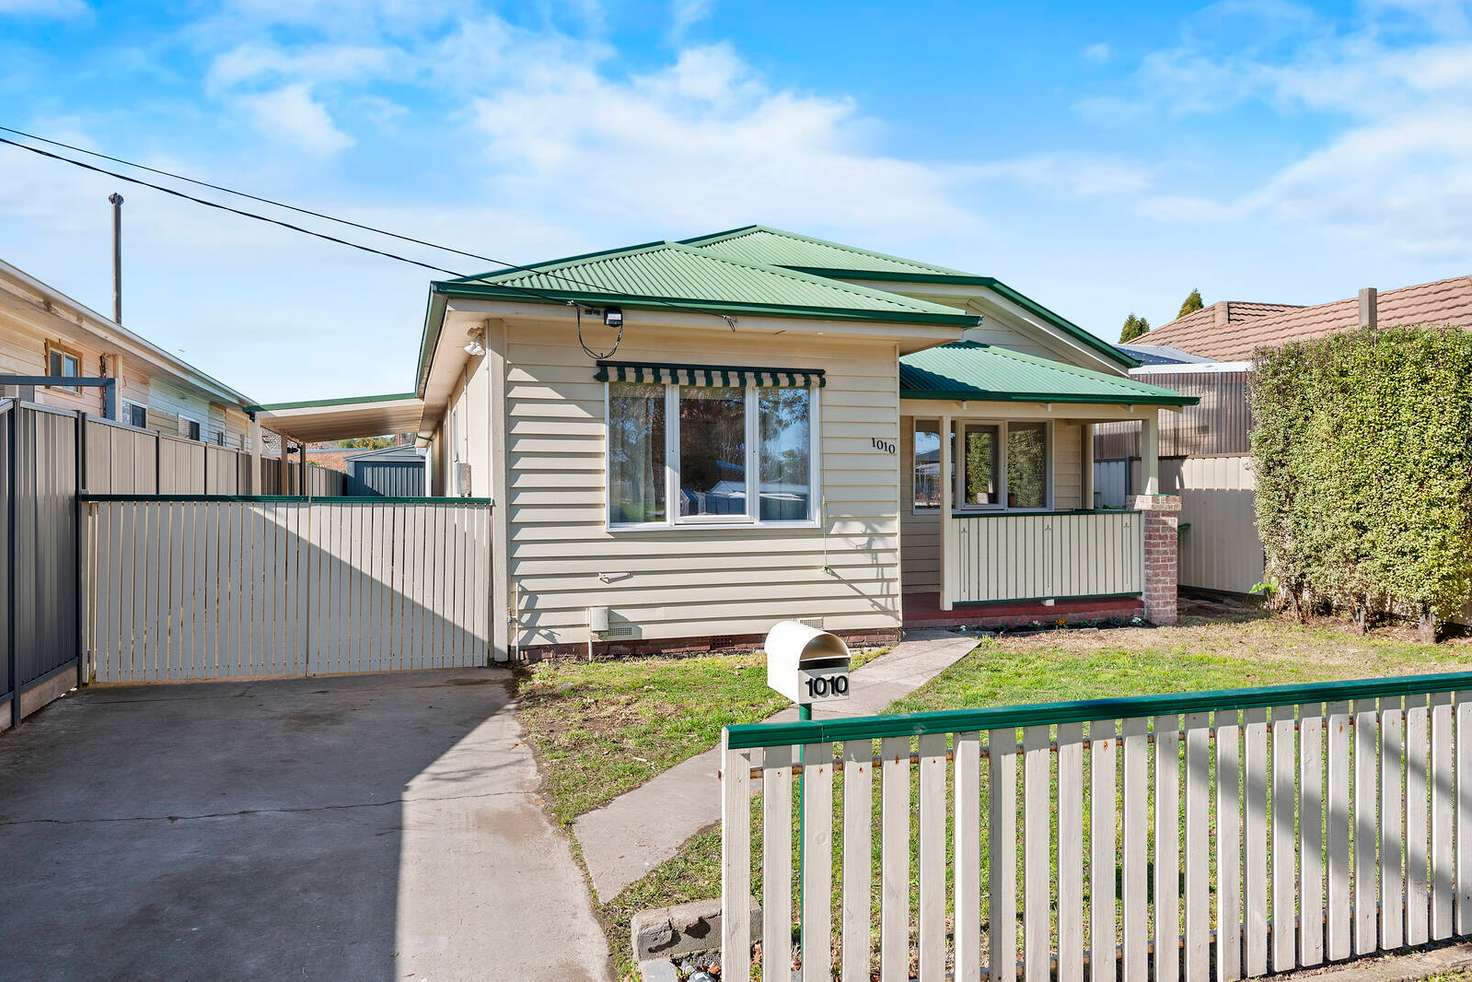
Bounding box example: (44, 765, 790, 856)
(1141, 277, 1472, 361)
(900, 340, 1197, 406)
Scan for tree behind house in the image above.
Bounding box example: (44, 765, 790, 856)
(1178, 288, 1204, 319)
(1119, 312, 1150, 343)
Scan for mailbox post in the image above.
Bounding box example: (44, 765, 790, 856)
(764, 620, 852, 951)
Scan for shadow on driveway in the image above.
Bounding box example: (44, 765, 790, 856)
(0, 669, 610, 981)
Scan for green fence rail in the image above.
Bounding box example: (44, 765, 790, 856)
(724, 668, 1472, 749)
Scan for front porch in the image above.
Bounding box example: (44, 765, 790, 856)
(897, 341, 1196, 626)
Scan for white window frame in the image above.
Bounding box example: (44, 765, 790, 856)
(950, 418, 1055, 514)
(122, 401, 148, 429)
(912, 418, 943, 516)
(604, 380, 822, 531)
(179, 413, 204, 442)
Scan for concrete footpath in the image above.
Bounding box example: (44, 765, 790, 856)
(0, 670, 613, 982)
(574, 630, 979, 902)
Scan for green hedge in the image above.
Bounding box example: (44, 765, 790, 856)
(1251, 328, 1472, 638)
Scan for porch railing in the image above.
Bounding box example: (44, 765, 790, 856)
(944, 510, 1143, 606)
(720, 671, 1472, 982)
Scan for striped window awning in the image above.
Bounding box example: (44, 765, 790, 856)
(595, 361, 826, 387)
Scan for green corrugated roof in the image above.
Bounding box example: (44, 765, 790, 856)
(900, 341, 1198, 406)
(681, 225, 972, 279)
(438, 240, 977, 327)
(682, 225, 1137, 370)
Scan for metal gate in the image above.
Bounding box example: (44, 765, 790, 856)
(82, 495, 495, 681)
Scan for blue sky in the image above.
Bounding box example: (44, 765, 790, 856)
(2, 0, 1469, 401)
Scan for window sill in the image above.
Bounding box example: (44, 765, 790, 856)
(607, 520, 822, 534)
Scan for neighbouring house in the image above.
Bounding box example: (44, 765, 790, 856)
(0, 257, 263, 448)
(409, 226, 1196, 660)
(1093, 274, 1472, 595)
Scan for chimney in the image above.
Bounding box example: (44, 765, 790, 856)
(1214, 301, 1230, 328)
(1359, 287, 1378, 329)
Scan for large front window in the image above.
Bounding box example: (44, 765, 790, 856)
(607, 381, 817, 528)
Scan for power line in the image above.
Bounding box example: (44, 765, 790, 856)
(0, 127, 736, 336)
(0, 136, 467, 276)
(0, 123, 508, 268)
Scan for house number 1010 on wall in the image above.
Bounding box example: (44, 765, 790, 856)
(871, 436, 896, 454)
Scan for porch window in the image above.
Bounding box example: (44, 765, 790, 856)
(1006, 421, 1047, 509)
(913, 420, 941, 511)
(961, 423, 1000, 506)
(951, 420, 1052, 512)
(605, 376, 819, 529)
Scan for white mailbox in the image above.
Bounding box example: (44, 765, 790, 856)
(765, 620, 851, 705)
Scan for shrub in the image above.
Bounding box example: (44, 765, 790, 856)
(1251, 327, 1472, 640)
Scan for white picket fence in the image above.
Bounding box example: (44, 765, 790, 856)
(82, 495, 496, 681)
(720, 674, 1472, 982)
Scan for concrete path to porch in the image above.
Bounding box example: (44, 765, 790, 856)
(0, 670, 613, 982)
(574, 629, 979, 902)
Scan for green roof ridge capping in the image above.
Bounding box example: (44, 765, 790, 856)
(682, 225, 1137, 369)
(899, 341, 1196, 406)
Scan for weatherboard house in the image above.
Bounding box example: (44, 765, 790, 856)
(293, 227, 1196, 660)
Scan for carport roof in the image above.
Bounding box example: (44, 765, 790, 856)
(253, 392, 424, 443)
(900, 341, 1199, 406)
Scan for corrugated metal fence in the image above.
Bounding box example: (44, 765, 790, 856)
(1095, 455, 1265, 595)
(0, 401, 353, 731)
(82, 496, 495, 681)
(0, 402, 80, 731)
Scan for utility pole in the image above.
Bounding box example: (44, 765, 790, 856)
(108, 192, 123, 324)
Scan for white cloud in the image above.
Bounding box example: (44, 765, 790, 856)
(0, 0, 87, 16)
(969, 153, 1151, 197)
(670, 0, 714, 39)
(465, 42, 983, 236)
(1092, 0, 1472, 258)
(236, 83, 355, 156)
(208, 41, 398, 90)
(1082, 42, 1112, 63)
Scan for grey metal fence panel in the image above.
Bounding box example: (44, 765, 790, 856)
(350, 460, 425, 497)
(14, 404, 78, 690)
(0, 401, 10, 725)
(1093, 458, 1130, 509)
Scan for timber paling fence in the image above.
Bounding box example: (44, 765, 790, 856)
(721, 672, 1472, 982)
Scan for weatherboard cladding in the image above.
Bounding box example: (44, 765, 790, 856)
(444, 241, 976, 325)
(899, 341, 1198, 405)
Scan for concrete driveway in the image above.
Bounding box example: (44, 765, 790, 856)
(0, 670, 612, 981)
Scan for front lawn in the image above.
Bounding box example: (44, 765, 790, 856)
(598, 614, 1472, 978)
(517, 647, 887, 827)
